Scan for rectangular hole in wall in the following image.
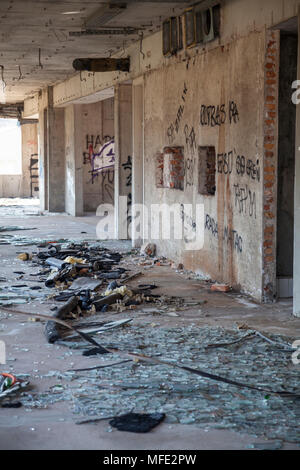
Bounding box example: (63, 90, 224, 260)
(155, 147, 184, 190)
(198, 146, 216, 196)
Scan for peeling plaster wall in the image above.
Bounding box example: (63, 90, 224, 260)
(144, 31, 265, 300)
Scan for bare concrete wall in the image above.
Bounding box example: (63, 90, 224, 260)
(144, 30, 265, 300)
(0, 122, 38, 198)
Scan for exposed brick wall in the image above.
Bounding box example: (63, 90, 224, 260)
(262, 29, 280, 302)
(155, 151, 164, 188)
(156, 146, 184, 190)
(198, 146, 216, 196)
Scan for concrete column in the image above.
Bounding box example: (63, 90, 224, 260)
(64, 104, 84, 216)
(47, 87, 65, 212)
(114, 84, 133, 239)
(38, 87, 65, 212)
(293, 11, 300, 317)
(131, 79, 144, 247)
(38, 92, 48, 211)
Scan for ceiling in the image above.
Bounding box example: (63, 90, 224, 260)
(0, 0, 193, 104)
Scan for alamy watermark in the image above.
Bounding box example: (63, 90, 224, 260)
(0, 340, 6, 364)
(291, 340, 300, 365)
(96, 197, 205, 251)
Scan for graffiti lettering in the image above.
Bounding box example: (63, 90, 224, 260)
(217, 151, 233, 175)
(200, 101, 238, 127)
(200, 104, 226, 127)
(122, 156, 132, 224)
(205, 214, 243, 253)
(167, 83, 188, 144)
(233, 184, 256, 218)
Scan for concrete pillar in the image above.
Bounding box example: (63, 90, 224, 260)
(64, 104, 84, 216)
(38, 92, 48, 211)
(38, 87, 65, 212)
(131, 79, 144, 247)
(47, 87, 65, 212)
(114, 84, 133, 239)
(293, 11, 300, 317)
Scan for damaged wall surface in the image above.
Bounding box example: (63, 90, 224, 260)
(144, 31, 265, 300)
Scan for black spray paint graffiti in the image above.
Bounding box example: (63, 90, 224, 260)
(122, 155, 132, 225)
(205, 214, 243, 253)
(200, 101, 239, 127)
(233, 184, 256, 218)
(236, 155, 260, 182)
(217, 150, 234, 175)
(100, 169, 115, 204)
(217, 149, 261, 182)
(167, 82, 188, 144)
(29, 154, 39, 197)
(183, 124, 197, 188)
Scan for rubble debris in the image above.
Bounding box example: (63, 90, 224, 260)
(140, 243, 156, 257)
(0, 373, 29, 399)
(109, 412, 165, 433)
(1, 401, 22, 408)
(17, 253, 32, 261)
(210, 283, 232, 292)
(45, 296, 79, 344)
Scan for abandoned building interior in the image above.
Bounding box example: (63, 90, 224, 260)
(0, 0, 299, 451)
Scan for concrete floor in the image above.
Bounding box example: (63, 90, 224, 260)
(0, 199, 299, 450)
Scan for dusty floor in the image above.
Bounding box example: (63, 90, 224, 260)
(0, 199, 299, 450)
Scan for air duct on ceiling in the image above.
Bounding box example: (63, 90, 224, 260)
(73, 57, 130, 73)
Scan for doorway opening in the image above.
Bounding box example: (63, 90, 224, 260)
(276, 21, 298, 298)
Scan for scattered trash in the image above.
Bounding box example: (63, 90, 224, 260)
(0, 373, 29, 399)
(109, 412, 165, 433)
(140, 243, 156, 257)
(1, 401, 22, 408)
(210, 284, 232, 292)
(17, 253, 32, 261)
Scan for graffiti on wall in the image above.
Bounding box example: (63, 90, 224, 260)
(233, 184, 256, 219)
(167, 82, 188, 144)
(82, 134, 115, 203)
(183, 124, 196, 188)
(200, 101, 239, 127)
(122, 155, 132, 224)
(205, 214, 243, 254)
